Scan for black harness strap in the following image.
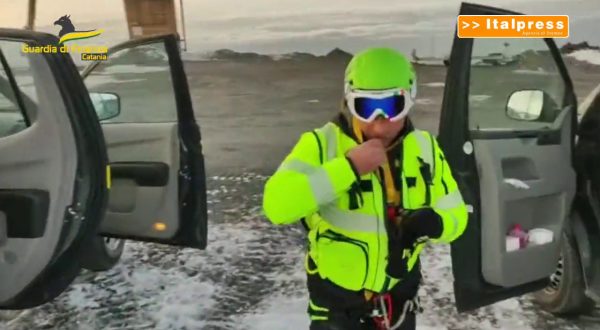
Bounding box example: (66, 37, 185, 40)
(417, 157, 432, 206)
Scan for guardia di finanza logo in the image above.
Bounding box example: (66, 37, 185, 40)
(21, 15, 108, 61)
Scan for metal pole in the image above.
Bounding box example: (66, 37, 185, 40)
(26, 0, 37, 30)
(179, 0, 187, 51)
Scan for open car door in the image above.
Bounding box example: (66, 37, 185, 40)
(439, 3, 578, 311)
(0, 29, 108, 308)
(81, 35, 208, 248)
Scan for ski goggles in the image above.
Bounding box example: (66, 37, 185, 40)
(345, 86, 415, 123)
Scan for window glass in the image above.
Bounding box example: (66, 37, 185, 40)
(85, 42, 176, 123)
(469, 39, 566, 131)
(0, 40, 38, 138)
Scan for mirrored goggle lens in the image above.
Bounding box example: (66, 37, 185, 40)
(354, 95, 406, 120)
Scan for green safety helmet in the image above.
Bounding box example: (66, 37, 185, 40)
(342, 48, 417, 127)
(345, 47, 417, 93)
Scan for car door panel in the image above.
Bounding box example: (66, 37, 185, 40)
(0, 29, 108, 308)
(476, 107, 574, 288)
(440, 3, 577, 311)
(82, 35, 208, 249)
(101, 122, 179, 239)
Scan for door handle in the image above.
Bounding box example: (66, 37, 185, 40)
(537, 130, 560, 145)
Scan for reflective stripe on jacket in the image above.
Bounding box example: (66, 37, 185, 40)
(263, 121, 468, 292)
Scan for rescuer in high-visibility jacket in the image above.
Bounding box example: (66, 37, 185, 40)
(262, 47, 468, 330)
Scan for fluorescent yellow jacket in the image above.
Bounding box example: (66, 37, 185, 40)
(263, 117, 468, 293)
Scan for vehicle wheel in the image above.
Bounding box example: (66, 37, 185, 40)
(532, 232, 595, 315)
(80, 236, 125, 271)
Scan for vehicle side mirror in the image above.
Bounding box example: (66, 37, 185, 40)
(89, 92, 120, 121)
(506, 90, 544, 121)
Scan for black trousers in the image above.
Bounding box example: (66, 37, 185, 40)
(307, 261, 421, 330)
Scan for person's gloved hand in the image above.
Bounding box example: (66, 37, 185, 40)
(400, 208, 443, 246)
(386, 208, 443, 279)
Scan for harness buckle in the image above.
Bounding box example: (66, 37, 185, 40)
(369, 293, 393, 330)
(370, 294, 422, 330)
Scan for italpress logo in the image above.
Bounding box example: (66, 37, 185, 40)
(457, 15, 569, 38)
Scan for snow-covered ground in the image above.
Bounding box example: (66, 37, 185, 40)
(2, 174, 599, 330)
(568, 49, 600, 66)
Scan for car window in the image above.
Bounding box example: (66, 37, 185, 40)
(468, 38, 566, 131)
(0, 40, 36, 138)
(84, 42, 177, 123)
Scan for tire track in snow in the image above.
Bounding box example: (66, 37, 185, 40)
(418, 243, 594, 330)
(0, 174, 295, 330)
(199, 174, 307, 329)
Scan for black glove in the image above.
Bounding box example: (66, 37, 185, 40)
(385, 209, 410, 279)
(386, 208, 443, 280)
(401, 208, 443, 245)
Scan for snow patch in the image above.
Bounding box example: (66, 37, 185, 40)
(66, 284, 101, 310)
(269, 54, 286, 61)
(306, 99, 320, 103)
(84, 75, 147, 87)
(152, 279, 215, 329)
(413, 59, 445, 66)
(97, 65, 169, 74)
(567, 49, 600, 65)
(243, 294, 309, 330)
(513, 68, 552, 75)
(470, 95, 492, 102)
(504, 178, 531, 190)
(422, 82, 445, 87)
(182, 52, 214, 61)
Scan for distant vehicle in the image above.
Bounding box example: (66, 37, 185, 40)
(441, 53, 520, 67)
(411, 48, 446, 66)
(477, 52, 519, 66)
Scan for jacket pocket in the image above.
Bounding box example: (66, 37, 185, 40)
(316, 230, 369, 291)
